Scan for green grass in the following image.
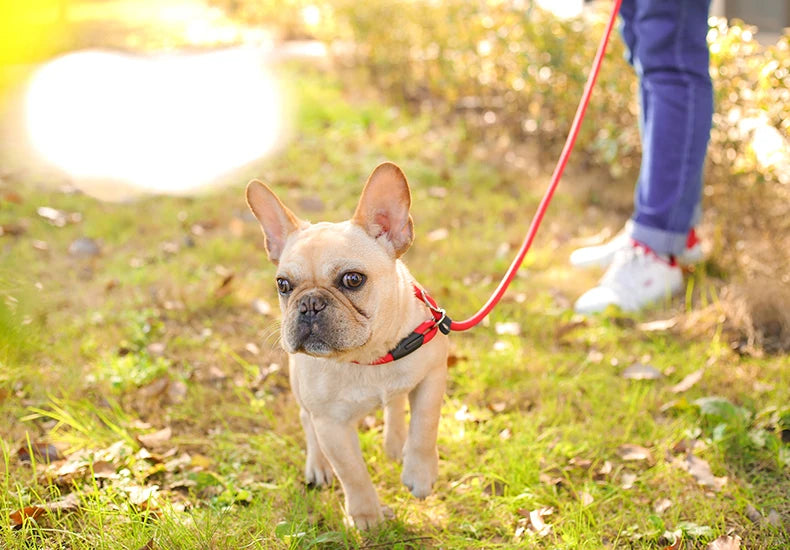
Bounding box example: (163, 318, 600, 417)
(1, 65, 788, 549)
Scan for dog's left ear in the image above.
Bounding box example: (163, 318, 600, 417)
(352, 162, 414, 258)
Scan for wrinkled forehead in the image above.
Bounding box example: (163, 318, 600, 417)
(277, 221, 389, 280)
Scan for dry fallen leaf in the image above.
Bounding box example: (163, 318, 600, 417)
(579, 491, 594, 506)
(620, 472, 637, 489)
(92, 460, 119, 480)
(527, 507, 553, 537)
(555, 318, 588, 340)
(37, 206, 80, 227)
(670, 369, 704, 393)
(17, 443, 62, 464)
(653, 498, 672, 514)
(0, 223, 25, 236)
(674, 454, 727, 491)
(744, 504, 762, 523)
(137, 427, 173, 449)
(569, 456, 593, 469)
(662, 535, 682, 550)
(9, 492, 80, 528)
(214, 273, 235, 298)
(617, 444, 654, 463)
(637, 318, 678, 332)
(765, 509, 782, 527)
(707, 535, 741, 550)
(621, 363, 663, 380)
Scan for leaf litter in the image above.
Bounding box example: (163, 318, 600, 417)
(621, 363, 663, 380)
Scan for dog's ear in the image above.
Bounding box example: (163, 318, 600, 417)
(246, 180, 303, 263)
(352, 162, 414, 258)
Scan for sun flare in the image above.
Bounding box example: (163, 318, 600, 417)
(25, 48, 284, 198)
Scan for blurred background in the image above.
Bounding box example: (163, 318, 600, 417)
(1, 1, 789, 547)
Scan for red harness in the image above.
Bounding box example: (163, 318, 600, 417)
(367, 285, 452, 365)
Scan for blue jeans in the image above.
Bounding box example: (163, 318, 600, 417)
(620, 0, 713, 255)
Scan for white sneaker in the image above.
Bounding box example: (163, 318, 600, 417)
(574, 242, 683, 314)
(570, 221, 703, 268)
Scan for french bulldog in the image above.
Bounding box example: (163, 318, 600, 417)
(246, 162, 449, 529)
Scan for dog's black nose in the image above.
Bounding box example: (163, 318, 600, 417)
(298, 294, 327, 316)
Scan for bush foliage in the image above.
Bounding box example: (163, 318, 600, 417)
(214, 0, 790, 187)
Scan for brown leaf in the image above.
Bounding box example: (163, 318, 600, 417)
(621, 363, 663, 380)
(3, 191, 23, 204)
(674, 454, 727, 491)
(707, 535, 741, 550)
(0, 223, 25, 236)
(92, 460, 118, 479)
(487, 401, 507, 413)
(539, 472, 564, 487)
(670, 369, 704, 393)
(555, 318, 588, 340)
(446, 352, 467, 367)
(214, 273, 235, 298)
(569, 456, 593, 469)
(744, 504, 762, 523)
(594, 460, 613, 481)
(579, 491, 594, 506)
(617, 444, 654, 462)
(138, 539, 157, 550)
(483, 479, 506, 496)
(9, 493, 79, 528)
(18, 443, 62, 464)
(9, 506, 45, 527)
(137, 427, 173, 449)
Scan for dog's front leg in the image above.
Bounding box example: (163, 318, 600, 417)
(312, 416, 383, 529)
(401, 365, 447, 499)
(299, 408, 334, 487)
(383, 393, 407, 461)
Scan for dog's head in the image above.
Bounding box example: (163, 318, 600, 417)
(246, 162, 414, 359)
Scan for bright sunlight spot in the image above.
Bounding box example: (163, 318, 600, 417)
(536, 0, 584, 19)
(25, 48, 284, 197)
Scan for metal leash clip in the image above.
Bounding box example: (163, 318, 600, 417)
(418, 289, 453, 335)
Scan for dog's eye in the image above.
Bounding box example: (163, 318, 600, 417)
(341, 272, 366, 290)
(276, 277, 293, 295)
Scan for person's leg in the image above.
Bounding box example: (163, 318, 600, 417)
(629, 0, 712, 256)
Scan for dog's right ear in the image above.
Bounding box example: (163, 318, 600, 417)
(246, 180, 303, 263)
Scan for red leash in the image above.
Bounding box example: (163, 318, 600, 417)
(449, 0, 623, 332)
(370, 0, 623, 364)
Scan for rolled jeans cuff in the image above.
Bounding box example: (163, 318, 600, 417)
(628, 220, 689, 256)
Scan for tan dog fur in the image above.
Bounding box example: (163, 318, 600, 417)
(246, 162, 449, 529)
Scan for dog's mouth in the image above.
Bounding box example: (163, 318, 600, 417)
(294, 334, 334, 357)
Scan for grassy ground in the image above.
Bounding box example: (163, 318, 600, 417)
(1, 62, 789, 549)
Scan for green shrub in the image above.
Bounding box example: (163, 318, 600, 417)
(216, 0, 790, 187)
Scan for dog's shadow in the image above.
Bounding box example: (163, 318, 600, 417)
(282, 483, 438, 549)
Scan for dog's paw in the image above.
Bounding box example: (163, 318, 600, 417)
(305, 455, 334, 488)
(345, 506, 386, 530)
(401, 451, 438, 499)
